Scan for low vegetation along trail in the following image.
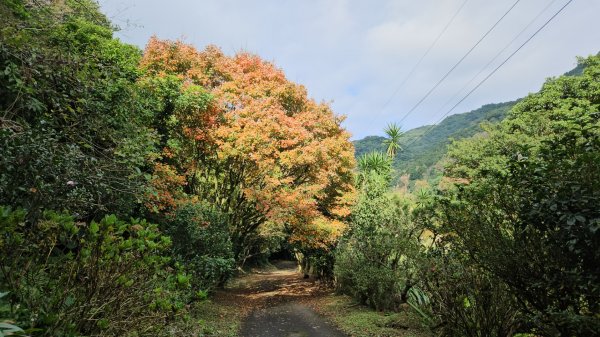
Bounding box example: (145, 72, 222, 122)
(215, 260, 346, 337)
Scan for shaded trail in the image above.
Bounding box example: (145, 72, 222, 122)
(214, 261, 346, 337)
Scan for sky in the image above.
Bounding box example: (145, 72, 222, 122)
(97, 0, 600, 140)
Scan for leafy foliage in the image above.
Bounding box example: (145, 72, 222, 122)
(139, 37, 356, 265)
(0, 0, 155, 220)
(0, 2, 185, 335)
(335, 170, 423, 311)
(162, 201, 235, 293)
(356, 151, 393, 186)
(0, 292, 24, 337)
(442, 54, 600, 335)
(420, 246, 522, 337)
(0, 206, 178, 336)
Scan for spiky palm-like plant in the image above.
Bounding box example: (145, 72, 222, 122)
(383, 123, 403, 158)
(357, 151, 392, 186)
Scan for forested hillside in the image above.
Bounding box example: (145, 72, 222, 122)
(354, 101, 515, 183)
(353, 56, 598, 186)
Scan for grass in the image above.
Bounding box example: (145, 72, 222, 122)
(194, 300, 242, 337)
(311, 294, 432, 337)
(164, 299, 243, 336)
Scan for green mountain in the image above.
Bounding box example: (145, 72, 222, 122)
(354, 135, 387, 158)
(353, 100, 516, 183)
(353, 55, 597, 185)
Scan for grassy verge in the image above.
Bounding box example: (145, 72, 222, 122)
(311, 294, 432, 337)
(194, 300, 243, 337)
(165, 299, 243, 336)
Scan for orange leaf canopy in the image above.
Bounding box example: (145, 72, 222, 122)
(140, 37, 355, 250)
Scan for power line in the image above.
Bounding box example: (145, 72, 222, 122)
(365, 0, 470, 130)
(403, 0, 575, 149)
(430, 0, 559, 122)
(396, 0, 522, 127)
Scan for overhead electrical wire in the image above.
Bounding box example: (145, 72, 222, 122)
(364, 0, 470, 130)
(395, 0, 522, 126)
(430, 0, 559, 119)
(402, 0, 575, 149)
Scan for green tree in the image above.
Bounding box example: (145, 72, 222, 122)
(442, 54, 600, 335)
(337, 132, 423, 310)
(0, 2, 194, 335)
(162, 201, 235, 293)
(0, 0, 155, 220)
(335, 171, 423, 311)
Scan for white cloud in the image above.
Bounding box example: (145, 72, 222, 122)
(98, 0, 600, 139)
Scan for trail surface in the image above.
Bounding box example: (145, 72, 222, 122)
(215, 261, 346, 337)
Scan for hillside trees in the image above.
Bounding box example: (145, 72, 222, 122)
(353, 101, 515, 184)
(138, 37, 356, 265)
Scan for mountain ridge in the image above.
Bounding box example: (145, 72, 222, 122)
(352, 54, 597, 185)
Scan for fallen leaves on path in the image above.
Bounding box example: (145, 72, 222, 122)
(213, 260, 334, 317)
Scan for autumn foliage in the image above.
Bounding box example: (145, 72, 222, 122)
(140, 37, 355, 262)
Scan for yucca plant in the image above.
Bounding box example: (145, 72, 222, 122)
(383, 123, 403, 158)
(357, 151, 393, 186)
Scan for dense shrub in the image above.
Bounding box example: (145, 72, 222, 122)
(420, 247, 522, 337)
(0, 206, 179, 336)
(162, 202, 235, 293)
(0, 292, 24, 336)
(443, 54, 600, 335)
(335, 172, 422, 311)
(0, 0, 155, 220)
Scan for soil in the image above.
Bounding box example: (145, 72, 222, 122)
(214, 260, 347, 337)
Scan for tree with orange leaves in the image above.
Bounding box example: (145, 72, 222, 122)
(139, 37, 355, 264)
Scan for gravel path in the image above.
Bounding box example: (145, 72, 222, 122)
(223, 261, 346, 337)
(241, 302, 346, 337)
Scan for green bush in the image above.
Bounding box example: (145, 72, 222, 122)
(0, 292, 24, 336)
(162, 202, 235, 293)
(0, 206, 179, 336)
(421, 247, 522, 337)
(443, 54, 600, 335)
(335, 172, 423, 311)
(0, 0, 155, 220)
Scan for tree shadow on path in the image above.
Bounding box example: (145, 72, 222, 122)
(214, 260, 347, 337)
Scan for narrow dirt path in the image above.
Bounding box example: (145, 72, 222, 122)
(213, 260, 347, 337)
